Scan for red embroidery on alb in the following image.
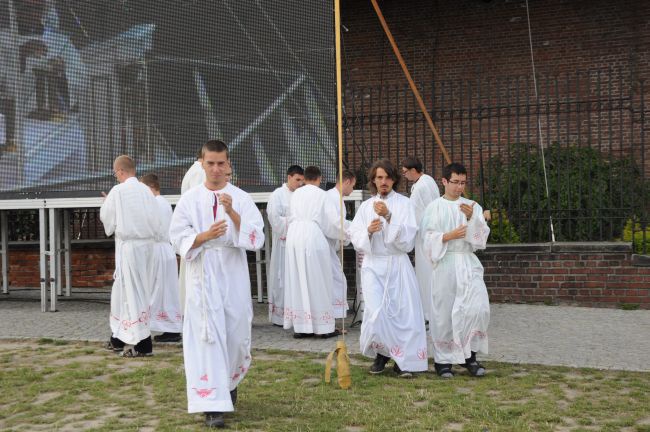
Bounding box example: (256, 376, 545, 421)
(200, 374, 208, 382)
(156, 311, 169, 321)
(249, 230, 257, 247)
(390, 345, 404, 358)
(417, 348, 427, 360)
(193, 387, 216, 398)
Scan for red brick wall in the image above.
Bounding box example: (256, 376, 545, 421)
(481, 242, 650, 308)
(340, 0, 650, 186)
(5, 241, 648, 309)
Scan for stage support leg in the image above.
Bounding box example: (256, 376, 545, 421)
(49, 208, 58, 312)
(1, 211, 8, 295)
(39, 208, 48, 312)
(64, 210, 71, 297)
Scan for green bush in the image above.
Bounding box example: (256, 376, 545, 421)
(487, 209, 521, 244)
(622, 218, 650, 254)
(481, 143, 649, 243)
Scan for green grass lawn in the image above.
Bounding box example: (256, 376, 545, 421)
(1, 339, 649, 431)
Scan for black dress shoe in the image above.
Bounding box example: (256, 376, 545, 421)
(205, 412, 225, 428)
(230, 387, 237, 405)
(369, 354, 390, 374)
(153, 332, 182, 343)
(293, 332, 312, 339)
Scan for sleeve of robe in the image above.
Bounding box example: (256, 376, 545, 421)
(349, 202, 373, 254)
(318, 195, 346, 241)
(99, 188, 117, 237)
(382, 199, 417, 254)
(232, 194, 265, 251)
(267, 190, 289, 240)
(421, 202, 447, 266)
(169, 195, 203, 261)
(464, 202, 490, 251)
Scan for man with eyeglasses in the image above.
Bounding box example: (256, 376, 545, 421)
(420, 162, 491, 378)
(401, 157, 440, 323)
(101, 155, 161, 357)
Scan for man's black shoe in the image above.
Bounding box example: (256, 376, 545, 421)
(434, 362, 454, 378)
(153, 332, 182, 343)
(393, 363, 413, 378)
(230, 387, 238, 406)
(293, 332, 312, 339)
(205, 412, 225, 428)
(369, 354, 390, 374)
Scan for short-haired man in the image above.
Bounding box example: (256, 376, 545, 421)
(420, 162, 490, 378)
(169, 140, 265, 428)
(283, 166, 344, 338)
(326, 169, 356, 320)
(349, 159, 428, 378)
(401, 156, 440, 321)
(140, 173, 182, 343)
(266, 165, 304, 325)
(101, 155, 161, 357)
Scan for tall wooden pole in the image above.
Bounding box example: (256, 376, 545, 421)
(370, 0, 451, 164)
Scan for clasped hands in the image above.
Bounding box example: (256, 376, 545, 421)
(442, 202, 476, 242)
(367, 201, 390, 234)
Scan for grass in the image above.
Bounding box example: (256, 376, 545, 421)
(1, 340, 649, 431)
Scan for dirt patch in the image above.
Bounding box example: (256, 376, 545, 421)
(34, 391, 62, 404)
(445, 423, 464, 431)
(301, 377, 321, 385)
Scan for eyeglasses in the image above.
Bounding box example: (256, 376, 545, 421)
(447, 180, 467, 186)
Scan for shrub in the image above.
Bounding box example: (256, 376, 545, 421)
(481, 143, 649, 243)
(622, 217, 650, 254)
(487, 209, 521, 244)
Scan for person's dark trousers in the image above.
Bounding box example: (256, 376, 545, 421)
(111, 336, 153, 354)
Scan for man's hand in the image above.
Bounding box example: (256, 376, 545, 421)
(442, 224, 467, 242)
(367, 218, 383, 234)
(101, 191, 107, 200)
(373, 201, 389, 217)
(460, 202, 475, 220)
(218, 193, 233, 213)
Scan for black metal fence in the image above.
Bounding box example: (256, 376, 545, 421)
(343, 68, 649, 253)
(4, 70, 650, 253)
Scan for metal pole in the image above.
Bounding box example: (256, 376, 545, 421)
(263, 213, 270, 303)
(48, 208, 57, 311)
(1, 211, 8, 294)
(64, 209, 71, 296)
(8, 0, 24, 186)
(39, 208, 47, 312)
(55, 209, 62, 296)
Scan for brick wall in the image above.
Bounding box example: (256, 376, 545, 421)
(4, 241, 647, 309)
(480, 242, 650, 308)
(340, 0, 650, 187)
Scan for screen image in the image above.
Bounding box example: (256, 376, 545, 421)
(0, 0, 336, 197)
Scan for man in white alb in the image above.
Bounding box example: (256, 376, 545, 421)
(401, 157, 440, 321)
(266, 165, 304, 325)
(349, 159, 428, 378)
(100, 155, 161, 357)
(284, 166, 344, 339)
(140, 173, 182, 343)
(325, 169, 356, 321)
(169, 140, 265, 428)
(421, 162, 490, 379)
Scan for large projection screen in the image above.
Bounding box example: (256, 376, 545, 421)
(0, 0, 336, 198)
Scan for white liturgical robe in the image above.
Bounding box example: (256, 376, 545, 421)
(266, 184, 293, 325)
(349, 191, 428, 372)
(326, 187, 351, 319)
(410, 174, 440, 320)
(421, 196, 491, 364)
(100, 177, 160, 345)
(283, 184, 343, 334)
(178, 160, 207, 312)
(149, 195, 182, 333)
(170, 183, 264, 414)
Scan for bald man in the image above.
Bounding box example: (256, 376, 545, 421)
(101, 155, 161, 357)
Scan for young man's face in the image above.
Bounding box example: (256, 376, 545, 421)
(202, 150, 229, 187)
(373, 167, 394, 196)
(341, 178, 356, 196)
(286, 173, 305, 191)
(401, 167, 419, 182)
(442, 172, 467, 199)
